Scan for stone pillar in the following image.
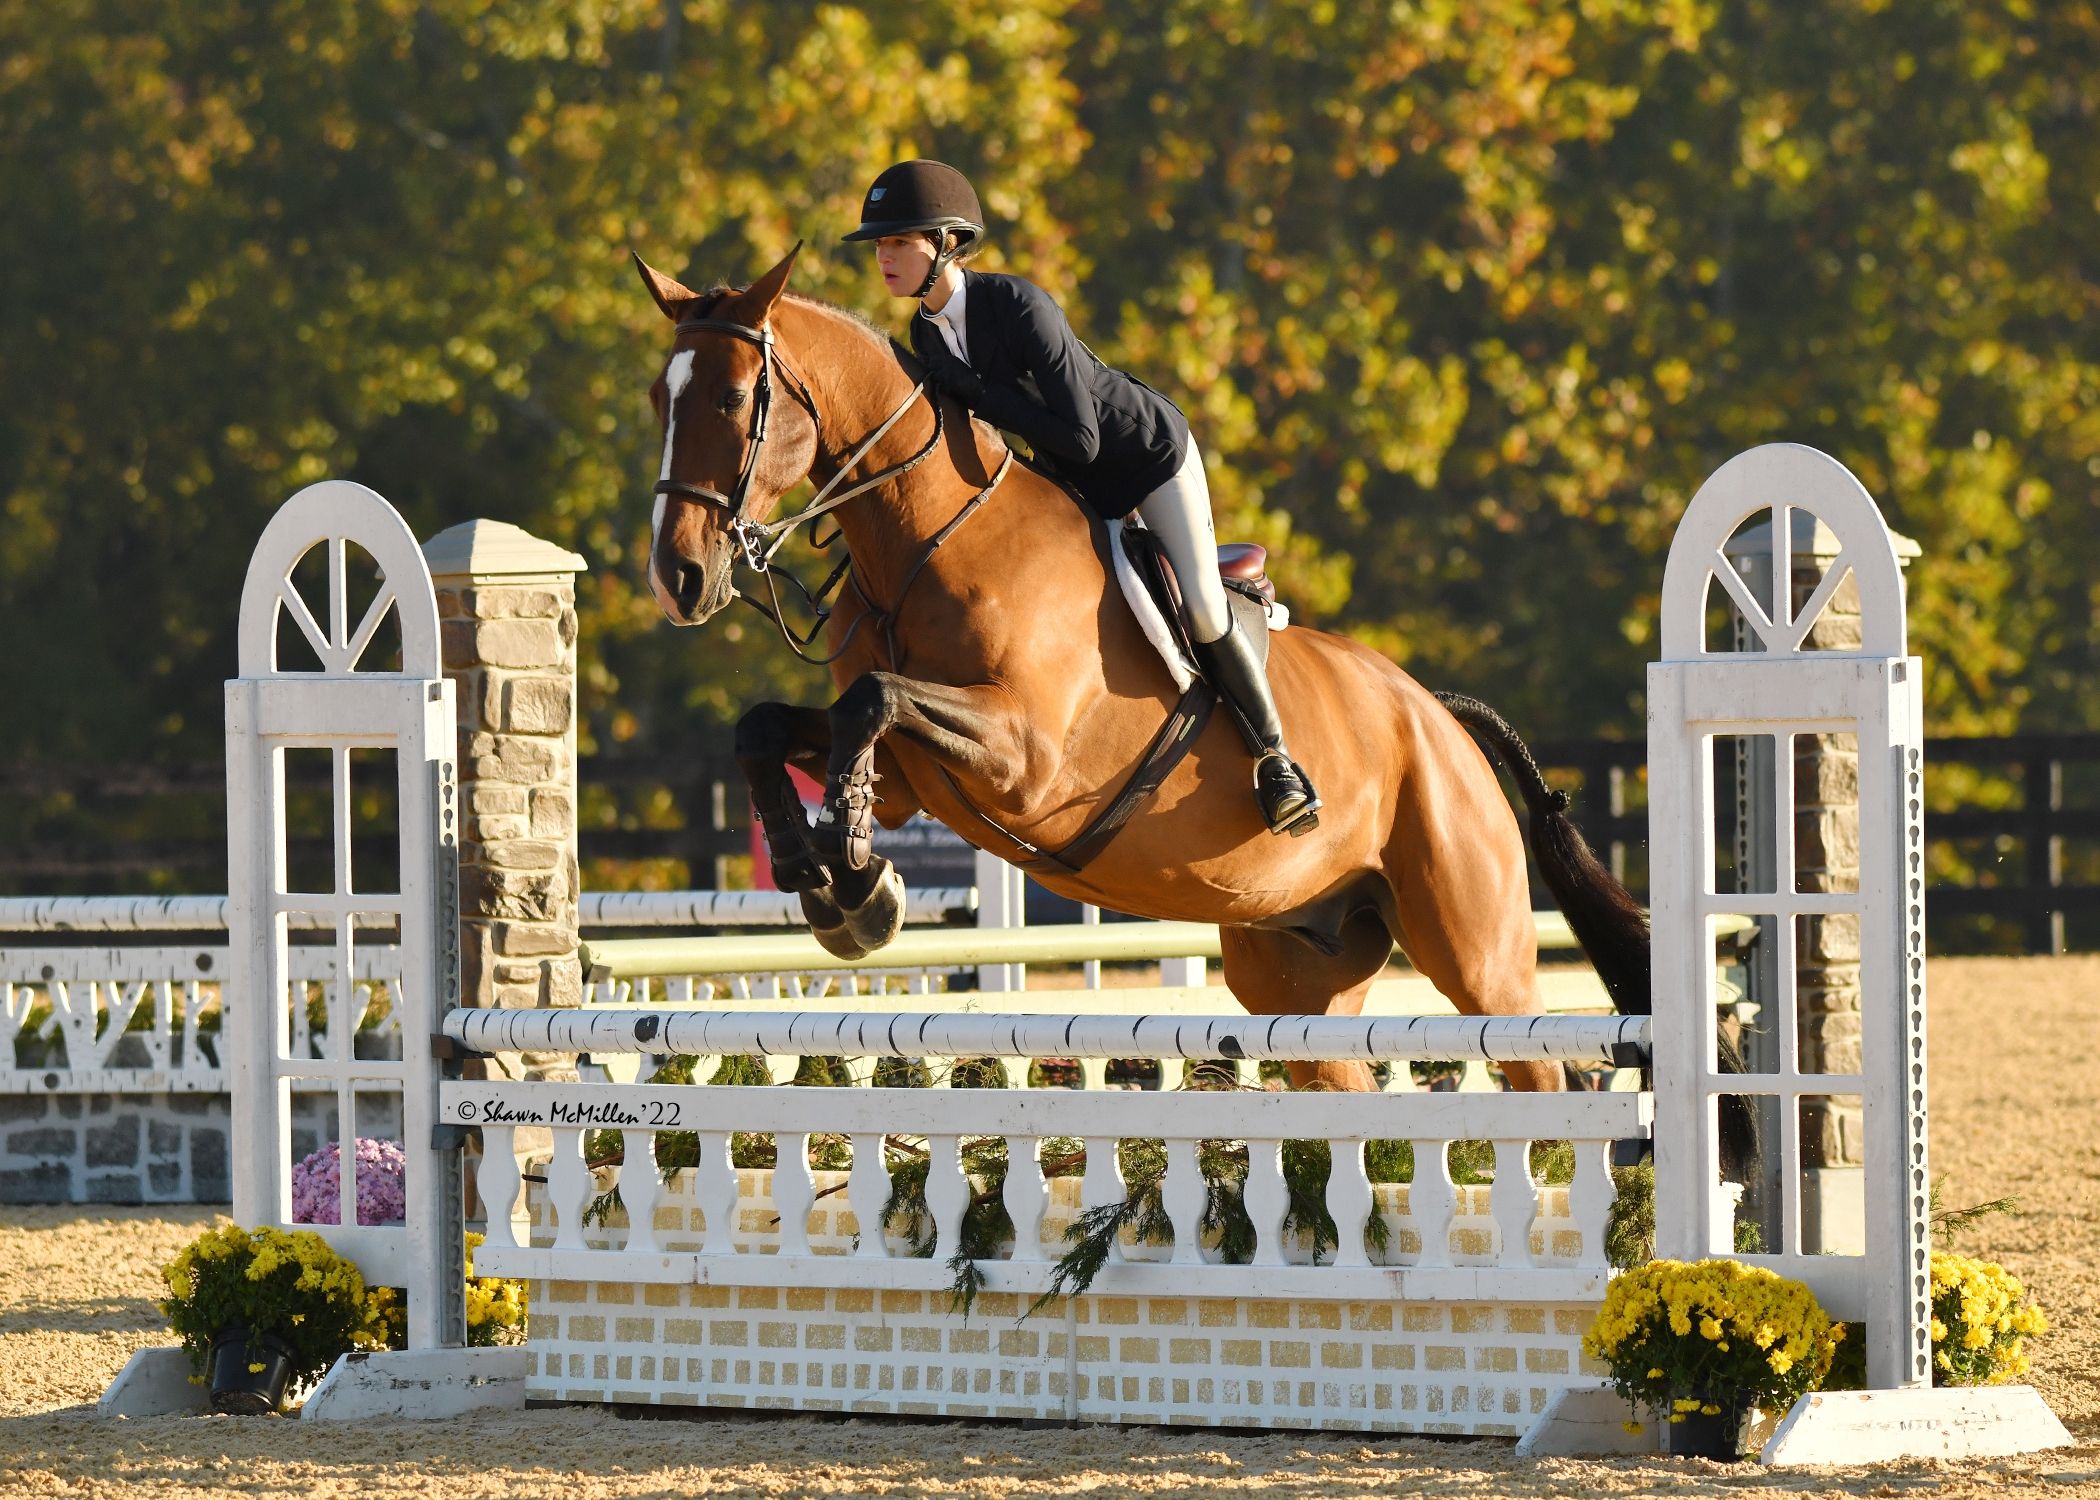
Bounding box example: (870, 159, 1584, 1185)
(1726, 512, 1916, 1252)
(423, 521, 587, 1087)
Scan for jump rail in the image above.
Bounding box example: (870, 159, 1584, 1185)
(444, 1006, 1650, 1065)
(577, 914, 1756, 981)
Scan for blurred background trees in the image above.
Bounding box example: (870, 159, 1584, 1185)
(4, 0, 2095, 771)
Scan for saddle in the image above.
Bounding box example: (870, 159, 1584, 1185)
(956, 471, 1291, 877)
(1116, 522, 1280, 677)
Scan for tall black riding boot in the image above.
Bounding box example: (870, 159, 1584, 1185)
(1192, 617, 1322, 836)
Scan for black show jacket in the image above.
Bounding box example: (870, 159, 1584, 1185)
(910, 270, 1191, 519)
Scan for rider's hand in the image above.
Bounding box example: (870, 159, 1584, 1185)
(922, 344, 985, 407)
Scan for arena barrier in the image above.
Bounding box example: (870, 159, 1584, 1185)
(100, 451, 2072, 1463)
(0, 887, 973, 1205)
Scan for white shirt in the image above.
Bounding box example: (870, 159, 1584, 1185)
(920, 277, 971, 365)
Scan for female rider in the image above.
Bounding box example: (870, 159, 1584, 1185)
(842, 159, 1321, 836)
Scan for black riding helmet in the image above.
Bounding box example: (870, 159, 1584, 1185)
(842, 159, 985, 298)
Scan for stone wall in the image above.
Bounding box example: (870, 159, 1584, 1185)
(424, 520, 587, 1033)
(0, 1092, 401, 1206)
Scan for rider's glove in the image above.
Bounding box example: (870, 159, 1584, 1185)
(922, 344, 986, 407)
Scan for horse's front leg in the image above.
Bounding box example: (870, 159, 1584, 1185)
(734, 702, 832, 893)
(739, 699, 935, 959)
(812, 671, 1044, 955)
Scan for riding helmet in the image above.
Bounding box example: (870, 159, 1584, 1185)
(841, 159, 985, 247)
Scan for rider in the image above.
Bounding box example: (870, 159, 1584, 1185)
(842, 159, 1321, 836)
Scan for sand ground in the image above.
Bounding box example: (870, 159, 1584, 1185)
(4, 954, 2097, 1497)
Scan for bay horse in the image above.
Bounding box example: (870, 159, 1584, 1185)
(635, 243, 1722, 1139)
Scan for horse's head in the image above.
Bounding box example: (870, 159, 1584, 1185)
(635, 244, 820, 625)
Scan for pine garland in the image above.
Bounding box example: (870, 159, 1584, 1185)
(560, 1053, 1636, 1315)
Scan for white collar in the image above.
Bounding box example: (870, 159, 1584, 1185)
(921, 274, 970, 361)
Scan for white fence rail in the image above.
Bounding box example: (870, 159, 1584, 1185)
(458, 1078, 1649, 1303)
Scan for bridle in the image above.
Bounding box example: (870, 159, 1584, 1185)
(650, 310, 1010, 667)
(652, 314, 942, 574)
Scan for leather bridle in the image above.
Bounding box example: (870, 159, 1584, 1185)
(652, 315, 943, 574)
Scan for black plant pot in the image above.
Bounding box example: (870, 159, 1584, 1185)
(207, 1327, 294, 1414)
(1664, 1390, 1756, 1461)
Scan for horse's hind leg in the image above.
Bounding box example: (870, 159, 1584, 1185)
(1386, 810, 1564, 1094)
(1218, 917, 1394, 1092)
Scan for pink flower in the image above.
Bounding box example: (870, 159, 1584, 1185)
(290, 1139, 407, 1225)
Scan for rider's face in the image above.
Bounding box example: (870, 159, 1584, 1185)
(875, 233, 937, 296)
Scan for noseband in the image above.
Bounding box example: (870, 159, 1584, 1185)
(652, 316, 942, 572)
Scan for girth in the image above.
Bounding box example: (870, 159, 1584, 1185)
(943, 530, 1275, 877)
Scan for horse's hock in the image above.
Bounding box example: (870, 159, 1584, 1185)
(97, 448, 2073, 1463)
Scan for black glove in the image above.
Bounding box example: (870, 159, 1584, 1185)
(921, 343, 986, 407)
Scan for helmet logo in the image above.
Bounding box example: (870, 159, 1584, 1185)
(868, 187, 887, 202)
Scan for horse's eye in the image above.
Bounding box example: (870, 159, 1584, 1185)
(721, 389, 749, 413)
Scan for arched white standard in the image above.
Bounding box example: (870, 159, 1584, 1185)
(1647, 444, 1928, 1392)
(221, 481, 503, 1412)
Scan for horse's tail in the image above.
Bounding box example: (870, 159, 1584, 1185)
(1432, 692, 1651, 1015)
(1433, 690, 1759, 1184)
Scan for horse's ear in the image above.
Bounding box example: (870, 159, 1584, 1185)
(632, 251, 700, 322)
(734, 240, 803, 325)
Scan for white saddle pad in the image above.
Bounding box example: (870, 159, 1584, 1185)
(1108, 519, 1288, 695)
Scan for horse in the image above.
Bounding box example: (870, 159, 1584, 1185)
(632, 243, 1729, 1146)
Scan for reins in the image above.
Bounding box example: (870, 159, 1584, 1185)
(655, 314, 1011, 666)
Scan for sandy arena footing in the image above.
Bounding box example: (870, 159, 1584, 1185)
(5, 955, 2097, 1498)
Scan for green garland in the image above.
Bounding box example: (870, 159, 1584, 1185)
(564, 1053, 1647, 1319)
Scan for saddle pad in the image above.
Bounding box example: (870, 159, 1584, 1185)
(1108, 519, 1288, 694)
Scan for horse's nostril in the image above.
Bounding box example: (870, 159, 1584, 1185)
(676, 565, 705, 614)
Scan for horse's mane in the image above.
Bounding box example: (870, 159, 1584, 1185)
(784, 291, 901, 355)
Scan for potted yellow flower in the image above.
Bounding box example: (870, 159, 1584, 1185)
(1930, 1252, 2048, 1385)
(361, 1232, 528, 1349)
(158, 1225, 375, 1413)
(1583, 1257, 1844, 1460)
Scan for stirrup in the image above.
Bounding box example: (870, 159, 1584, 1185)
(1253, 751, 1321, 837)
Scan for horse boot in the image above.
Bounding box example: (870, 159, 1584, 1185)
(810, 746, 907, 957)
(1192, 616, 1322, 836)
(754, 778, 831, 893)
(814, 746, 880, 877)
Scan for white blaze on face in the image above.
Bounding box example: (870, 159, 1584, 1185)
(650, 349, 698, 617)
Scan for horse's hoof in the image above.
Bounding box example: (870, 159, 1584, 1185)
(800, 887, 869, 960)
(837, 859, 907, 955)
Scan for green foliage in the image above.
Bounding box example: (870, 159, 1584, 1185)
(158, 1223, 376, 1389)
(1931, 1177, 2020, 1246)
(1607, 1161, 1656, 1269)
(6, 0, 2096, 821)
(1604, 1160, 1762, 1269)
(1031, 1132, 1575, 1311)
(871, 1056, 934, 1089)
